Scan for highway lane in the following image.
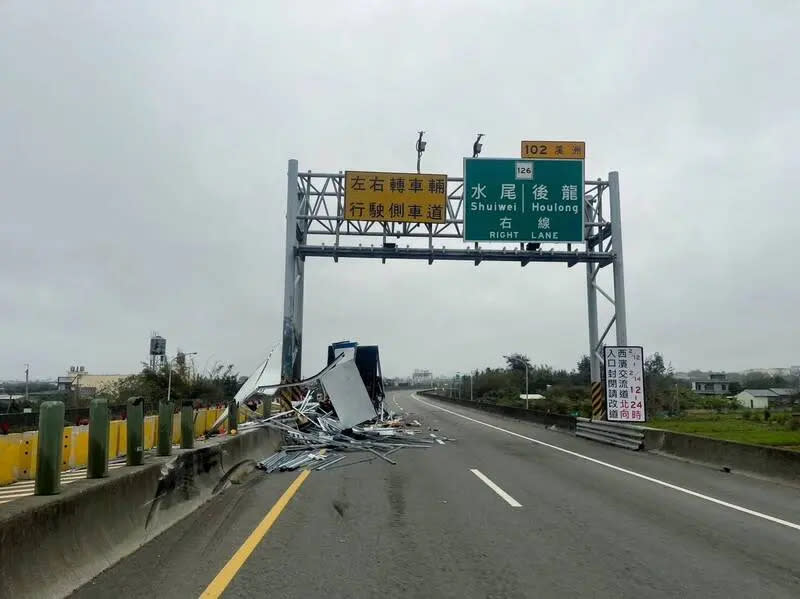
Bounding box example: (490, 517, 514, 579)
(71, 390, 800, 598)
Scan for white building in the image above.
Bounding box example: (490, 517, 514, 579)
(735, 388, 796, 409)
(56, 367, 130, 397)
(691, 372, 730, 396)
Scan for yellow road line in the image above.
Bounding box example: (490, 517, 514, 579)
(199, 469, 310, 598)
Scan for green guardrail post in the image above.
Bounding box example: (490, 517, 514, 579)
(180, 401, 194, 449)
(158, 400, 173, 456)
(228, 400, 239, 434)
(35, 401, 65, 495)
(127, 397, 144, 466)
(87, 397, 109, 478)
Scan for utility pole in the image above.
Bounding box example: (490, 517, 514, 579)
(24, 364, 29, 404)
(470, 371, 473, 402)
(525, 362, 529, 410)
(511, 356, 530, 409)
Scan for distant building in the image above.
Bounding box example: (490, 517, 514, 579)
(520, 394, 546, 401)
(735, 388, 797, 409)
(691, 372, 730, 396)
(768, 389, 798, 407)
(412, 369, 433, 386)
(742, 367, 792, 378)
(56, 367, 131, 397)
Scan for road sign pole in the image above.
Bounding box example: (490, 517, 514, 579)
(280, 159, 303, 413)
(585, 182, 604, 419)
(585, 195, 601, 377)
(296, 176, 307, 377)
(586, 265, 601, 378)
(609, 171, 628, 345)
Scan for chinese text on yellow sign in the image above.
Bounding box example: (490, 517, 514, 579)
(344, 171, 447, 223)
(520, 141, 585, 160)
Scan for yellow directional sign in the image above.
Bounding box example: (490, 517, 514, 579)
(521, 140, 585, 160)
(344, 171, 447, 223)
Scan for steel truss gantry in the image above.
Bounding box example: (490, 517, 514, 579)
(281, 159, 627, 415)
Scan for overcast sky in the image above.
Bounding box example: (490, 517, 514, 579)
(2, 1, 798, 382)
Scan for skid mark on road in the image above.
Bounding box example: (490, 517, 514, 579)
(413, 394, 800, 533)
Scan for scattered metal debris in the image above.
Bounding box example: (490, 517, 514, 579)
(250, 398, 437, 473)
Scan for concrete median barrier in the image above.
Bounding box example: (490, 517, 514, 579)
(0, 426, 283, 599)
(642, 428, 800, 484)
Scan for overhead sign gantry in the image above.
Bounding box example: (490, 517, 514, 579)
(280, 139, 628, 421)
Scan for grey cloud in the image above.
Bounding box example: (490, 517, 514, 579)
(1, 1, 798, 382)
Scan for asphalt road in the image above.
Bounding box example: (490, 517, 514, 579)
(71, 391, 800, 598)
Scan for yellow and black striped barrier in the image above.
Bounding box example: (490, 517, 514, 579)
(591, 381, 606, 420)
(278, 384, 294, 413)
(278, 380, 309, 423)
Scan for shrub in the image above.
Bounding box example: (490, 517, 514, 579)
(775, 413, 788, 425)
(742, 410, 752, 421)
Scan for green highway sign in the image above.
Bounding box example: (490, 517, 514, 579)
(463, 157, 584, 242)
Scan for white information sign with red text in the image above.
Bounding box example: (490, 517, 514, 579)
(603, 346, 646, 422)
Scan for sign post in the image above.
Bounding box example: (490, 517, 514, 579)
(463, 158, 584, 243)
(603, 346, 646, 422)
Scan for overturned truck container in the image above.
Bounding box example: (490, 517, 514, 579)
(327, 341, 385, 413)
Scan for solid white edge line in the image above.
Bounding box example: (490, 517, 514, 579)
(470, 468, 522, 507)
(412, 394, 800, 532)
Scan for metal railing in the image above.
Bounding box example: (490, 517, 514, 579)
(575, 417, 643, 450)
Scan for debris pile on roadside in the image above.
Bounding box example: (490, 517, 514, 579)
(250, 395, 438, 473)
(225, 344, 446, 472)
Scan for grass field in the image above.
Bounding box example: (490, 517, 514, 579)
(649, 412, 800, 450)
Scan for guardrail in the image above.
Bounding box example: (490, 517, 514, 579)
(0, 404, 247, 487)
(418, 391, 577, 431)
(576, 417, 644, 450)
(0, 425, 284, 599)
